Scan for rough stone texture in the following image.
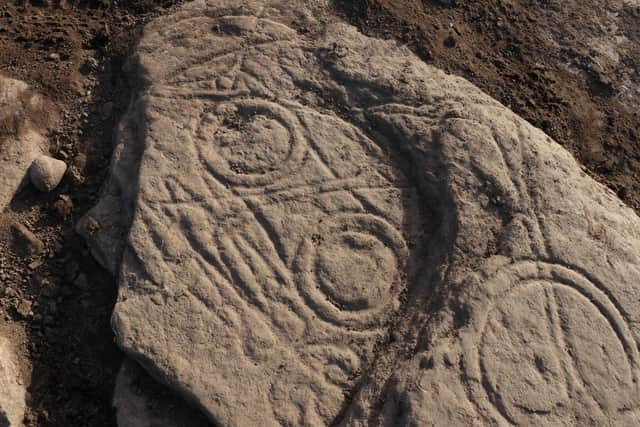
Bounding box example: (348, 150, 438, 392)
(29, 155, 67, 192)
(0, 76, 52, 212)
(82, 0, 640, 425)
(0, 338, 25, 427)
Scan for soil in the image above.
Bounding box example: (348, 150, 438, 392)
(0, 0, 638, 426)
(0, 1, 183, 426)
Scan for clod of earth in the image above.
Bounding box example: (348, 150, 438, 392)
(75, 0, 640, 425)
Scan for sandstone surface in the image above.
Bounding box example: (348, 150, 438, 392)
(0, 338, 25, 427)
(0, 76, 53, 212)
(81, 0, 640, 425)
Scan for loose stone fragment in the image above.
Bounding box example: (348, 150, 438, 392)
(29, 156, 67, 192)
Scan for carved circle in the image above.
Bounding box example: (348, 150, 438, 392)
(196, 99, 306, 187)
(464, 262, 640, 425)
(295, 213, 409, 331)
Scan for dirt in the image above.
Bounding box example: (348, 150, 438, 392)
(0, 1, 182, 426)
(0, 0, 638, 426)
(334, 0, 640, 209)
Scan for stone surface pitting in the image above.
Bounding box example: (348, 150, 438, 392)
(81, 0, 640, 425)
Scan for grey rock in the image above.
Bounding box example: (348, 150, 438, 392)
(0, 77, 53, 211)
(82, 1, 640, 426)
(81, 57, 99, 75)
(53, 194, 73, 218)
(0, 338, 25, 426)
(29, 156, 67, 192)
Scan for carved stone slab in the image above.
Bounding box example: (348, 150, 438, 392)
(82, 1, 640, 425)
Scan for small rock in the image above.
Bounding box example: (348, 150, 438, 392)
(10, 222, 44, 257)
(47, 52, 60, 61)
(28, 259, 42, 270)
(86, 216, 101, 233)
(15, 300, 32, 318)
(53, 195, 73, 218)
(29, 156, 67, 192)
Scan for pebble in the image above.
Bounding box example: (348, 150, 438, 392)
(30, 156, 67, 192)
(28, 260, 42, 270)
(15, 300, 32, 318)
(81, 57, 99, 75)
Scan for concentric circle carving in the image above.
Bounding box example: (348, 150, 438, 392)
(295, 213, 409, 331)
(464, 262, 640, 425)
(196, 99, 306, 187)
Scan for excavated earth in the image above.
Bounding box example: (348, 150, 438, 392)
(0, 0, 639, 426)
(0, 1, 187, 425)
